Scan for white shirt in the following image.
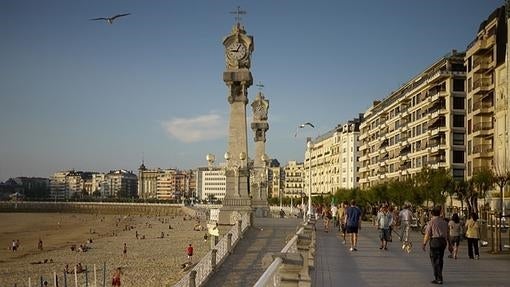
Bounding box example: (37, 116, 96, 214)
(331, 206, 338, 217)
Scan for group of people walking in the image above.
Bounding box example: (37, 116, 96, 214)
(315, 200, 482, 285)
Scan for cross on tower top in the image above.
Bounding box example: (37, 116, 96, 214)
(229, 6, 247, 24)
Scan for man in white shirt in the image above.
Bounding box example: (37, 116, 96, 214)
(399, 204, 414, 242)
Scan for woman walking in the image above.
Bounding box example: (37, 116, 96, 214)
(448, 213, 461, 259)
(465, 212, 480, 259)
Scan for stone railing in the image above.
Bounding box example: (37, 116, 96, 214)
(253, 219, 316, 287)
(173, 212, 250, 287)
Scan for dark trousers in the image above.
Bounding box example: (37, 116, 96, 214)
(467, 237, 479, 258)
(429, 238, 446, 281)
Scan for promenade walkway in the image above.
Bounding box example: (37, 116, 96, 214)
(312, 220, 510, 287)
(205, 217, 302, 287)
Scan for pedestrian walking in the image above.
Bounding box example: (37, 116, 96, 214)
(448, 213, 461, 259)
(465, 212, 480, 260)
(399, 204, 413, 243)
(331, 204, 338, 228)
(186, 243, 194, 263)
(422, 206, 452, 285)
(345, 200, 362, 251)
(376, 204, 393, 250)
(337, 201, 348, 243)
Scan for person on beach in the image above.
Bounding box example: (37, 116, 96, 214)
(186, 244, 193, 263)
(112, 267, 122, 287)
(123, 243, 127, 258)
(38, 239, 43, 250)
(11, 240, 17, 252)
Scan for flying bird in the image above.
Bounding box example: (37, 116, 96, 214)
(294, 122, 315, 137)
(299, 122, 315, 128)
(90, 13, 131, 24)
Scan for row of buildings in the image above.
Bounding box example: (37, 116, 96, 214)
(2, 5, 509, 204)
(300, 5, 510, 197)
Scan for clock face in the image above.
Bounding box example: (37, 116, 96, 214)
(227, 42, 247, 60)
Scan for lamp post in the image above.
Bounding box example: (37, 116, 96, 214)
(307, 140, 313, 219)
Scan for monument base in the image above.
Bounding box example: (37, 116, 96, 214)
(218, 197, 252, 225)
(252, 200, 269, 218)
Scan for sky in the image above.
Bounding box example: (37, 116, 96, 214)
(0, 0, 505, 181)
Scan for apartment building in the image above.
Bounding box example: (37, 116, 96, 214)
(200, 167, 226, 201)
(50, 170, 91, 200)
(103, 169, 137, 198)
(358, 51, 467, 189)
(302, 118, 361, 196)
(465, 6, 507, 178)
(269, 166, 283, 199)
(284, 161, 304, 198)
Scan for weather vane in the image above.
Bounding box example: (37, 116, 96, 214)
(256, 81, 264, 91)
(229, 6, 246, 24)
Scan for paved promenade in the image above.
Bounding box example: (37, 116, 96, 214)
(312, 220, 510, 287)
(205, 217, 302, 287)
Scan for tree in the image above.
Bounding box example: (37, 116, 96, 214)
(471, 167, 494, 212)
(493, 169, 510, 215)
(453, 180, 469, 217)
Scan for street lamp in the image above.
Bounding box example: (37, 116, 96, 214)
(307, 140, 314, 219)
(295, 121, 316, 221)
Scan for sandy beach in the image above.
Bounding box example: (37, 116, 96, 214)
(0, 211, 210, 286)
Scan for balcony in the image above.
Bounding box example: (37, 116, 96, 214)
(467, 34, 496, 54)
(472, 144, 493, 159)
(472, 78, 493, 95)
(472, 100, 493, 115)
(473, 121, 493, 132)
(472, 57, 493, 73)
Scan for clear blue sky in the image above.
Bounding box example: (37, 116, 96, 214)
(0, 0, 504, 181)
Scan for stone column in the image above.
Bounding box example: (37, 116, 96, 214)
(251, 91, 270, 217)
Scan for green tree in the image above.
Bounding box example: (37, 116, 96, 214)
(471, 167, 494, 213)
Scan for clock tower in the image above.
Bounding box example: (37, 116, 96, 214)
(218, 10, 254, 225)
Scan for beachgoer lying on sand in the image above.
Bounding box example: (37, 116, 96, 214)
(76, 262, 86, 273)
(30, 259, 53, 264)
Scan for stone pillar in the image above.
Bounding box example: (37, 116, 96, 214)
(227, 233, 233, 254)
(189, 270, 197, 287)
(251, 91, 270, 217)
(219, 22, 255, 225)
(210, 235, 219, 250)
(211, 249, 217, 270)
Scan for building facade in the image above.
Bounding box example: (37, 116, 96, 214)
(358, 51, 467, 189)
(284, 161, 304, 198)
(103, 169, 138, 199)
(302, 118, 361, 196)
(200, 168, 226, 202)
(465, 6, 507, 178)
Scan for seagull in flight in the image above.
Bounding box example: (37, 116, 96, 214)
(299, 122, 315, 129)
(294, 122, 315, 137)
(90, 13, 131, 24)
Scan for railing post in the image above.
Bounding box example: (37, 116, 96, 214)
(237, 220, 243, 239)
(211, 249, 217, 271)
(189, 270, 197, 287)
(227, 233, 233, 254)
(210, 235, 218, 249)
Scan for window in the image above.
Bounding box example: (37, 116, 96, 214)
(453, 79, 465, 92)
(453, 133, 464, 146)
(467, 161, 472, 177)
(453, 97, 464, 110)
(453, 115, 464, 127)
(467, 140, 472, 155)
(453, 169, 464, 178)
(453, 151, 464, 163)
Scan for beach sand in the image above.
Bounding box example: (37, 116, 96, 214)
(0, 212, 210, 286)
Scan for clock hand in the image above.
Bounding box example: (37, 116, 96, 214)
(236, 44, 241, 52)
